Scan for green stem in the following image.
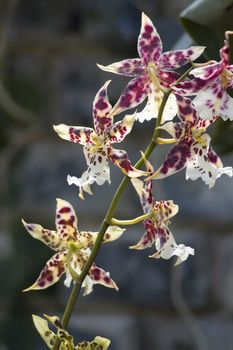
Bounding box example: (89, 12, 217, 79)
(52, 66, 192, 350)
(110, 211, 153, 226)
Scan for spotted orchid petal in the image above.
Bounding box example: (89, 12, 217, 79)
(67, 147, 110, 199)
(130, 218, 156, 250)
(78, 226, 125, 247)
(160, 46, 205, 70)
(97, 59, 144, 77)
(176, 94, 198, 124)
(32, 315, 57, 349)
(55, 198, 78, 241)
(138, 12, 162, 64)
(190, 62, 222, 80)
(149, 139, 192, 180)
(150, 231, 194, 266)
(23, 251, 67, 291)
(172, 77, 209, 96)
(92, 81, 113, 136)
(86, 263, 118, 295)
(186, 134, 233, 188)
(22, 219, 64, 251)
(192, 85, 233, 120)
(77, 337, 111, 350)
(103, 226, 126, 243)
(108, 147, 146, 178)
(106, 114, 135, 144)
(111, 75, 150, 115)
(53, 124, 95, 145)
(131, 158, 154, 213)
(136, 88, 177, 123)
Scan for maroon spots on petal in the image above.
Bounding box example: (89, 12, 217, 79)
(145, 25, 153, 33)
(95, 99, 109, 110)
(104, 276, 111, 284)
(59, 206, 71, 213)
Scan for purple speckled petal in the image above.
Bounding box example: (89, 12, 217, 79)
(190, 62, 222, 80)
(111, 75, 150, 115)
(130, 218, 156, 249)
(55, 198, 78, 241)
(68, 147, 110, 198)
(176, 94, 197, 125)
(131, 158, 154, 213)
(149, 138, 192, 180)
(137, 13, 162, 65)
(23, 251, 67, 291)
(108, 147, 146, 178)
(22, 219, 63, 251)
(159, 46, 205, 69)
(192, 83, 233, 120)
(97, 58, 144, 77)
(88, 263, 118, 293)
(172, 77, 209, 95)
(106, 114, 135, 144)
(186, 134, 219, 187)
(219, 37, 230, 67)
(92, 81, 113, 137)
(158, 70, 180, 88)
(53, 124, 95, 145)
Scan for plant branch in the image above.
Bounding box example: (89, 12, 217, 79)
(52, 65, 193, 350)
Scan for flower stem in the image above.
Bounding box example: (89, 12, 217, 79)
(110, 211, 153, 226)
(52, 66, 192, 350)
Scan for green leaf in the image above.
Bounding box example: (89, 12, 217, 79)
(180, 0, 233, 60)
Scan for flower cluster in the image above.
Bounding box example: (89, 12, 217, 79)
(22, 12, 233, 350)
(23, 198, 124, 295)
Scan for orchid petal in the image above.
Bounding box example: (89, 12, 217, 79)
(186, 134, 232, 188)
(86, 263, 118, 295)
(77, 337, 111, 350)
(150, 139, 192, 180)
(190, 62, 222, 80)
(97, 58, 144, 77)
(103, 226, 125, 243)
(22, 219, 63, 251)
(130, 219, 156, 249)
(172, 78, 209, 95)
(136, 88, 177, 123)
(106, 114, 135, 144)
(137, 12, 162, 64)
(55, 198, 78, 241)
(192, 85, 233, 120)
(53, 124, 95, 145)
(160, 46, 205, 69)
(23, 251, 67, 291)
(109, 147, 146, 178)
(32, 315, 56, 349)
(150, 231, 194, 265)
(112, 75, 150, 115)
(154, 200, 179, 221)
(158, 70, 180, 88)
(67, 147, 110, 199)
(92, 81, 113, 136)
(176, 94, 198, 124)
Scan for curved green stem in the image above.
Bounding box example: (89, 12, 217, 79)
(52, 66, 192, 350)
(110, 211, 153, 226)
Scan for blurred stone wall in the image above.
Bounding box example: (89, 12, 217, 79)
(0, 0, 233, 349)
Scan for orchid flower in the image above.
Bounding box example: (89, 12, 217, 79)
(98, 13, 204, 123)
(131, 159, 194, 265)
(54, 81, 146, 199)
(148, 95, 233, 187)
(23, 198, 124, 295)
(32, 314, 111, 350)
(173, 31, 233, 120)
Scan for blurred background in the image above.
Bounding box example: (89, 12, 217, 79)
(0, 0, 233, 349)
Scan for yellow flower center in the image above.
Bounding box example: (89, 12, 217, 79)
(220, 68, 233, 89)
